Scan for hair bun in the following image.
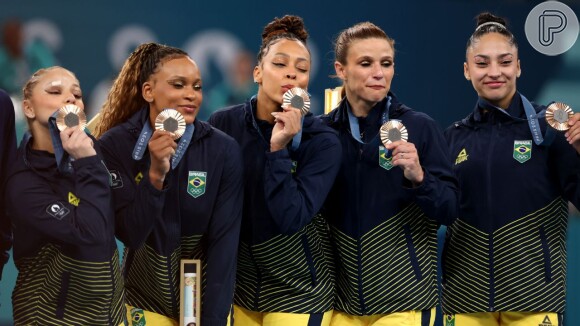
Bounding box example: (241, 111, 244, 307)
(476, 12, 507, 29)
(262, 15, 308, 43)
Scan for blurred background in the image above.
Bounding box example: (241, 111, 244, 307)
(1, 0, 579, 325)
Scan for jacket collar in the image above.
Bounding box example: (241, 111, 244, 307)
(326, 91, 408, 129)
(243, 97, 337, 136)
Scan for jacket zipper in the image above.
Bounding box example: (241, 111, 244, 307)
(487, 123, 497, 311)
(356, 141, 366, 314)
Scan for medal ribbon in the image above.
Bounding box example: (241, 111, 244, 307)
(48, 111, 74, 174)
(477, 94, 555, 146)
(347, 96, 392, 144)
(132, 121, 195, 170)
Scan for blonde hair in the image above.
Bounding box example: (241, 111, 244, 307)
(23, 66, 78, 100)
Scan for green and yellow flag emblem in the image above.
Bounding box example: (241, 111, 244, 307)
(188, 171, 207, 198)
(513, 140, 532, 163)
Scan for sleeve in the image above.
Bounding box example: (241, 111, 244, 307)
(7, 155, 112, 245)
(0, 89, 16, 279)
(549, 132, 580, 209)
(405, 118, 459, 226)
(201, 139, 243, 325)
(99, 134, 166, 248)
(264, 133, 342, 235)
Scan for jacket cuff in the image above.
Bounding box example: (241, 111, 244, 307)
(403, 168, 432, 195)
(71, 155, 101, 169)
(142, 171, 170, 197)
(265, 148, 290, 160)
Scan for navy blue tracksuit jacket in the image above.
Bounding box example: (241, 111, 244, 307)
(209, 98, 342, 314)
(321, 94, 458, 316)
(100, 107, 243, 326)
(443, 93, 580, 314)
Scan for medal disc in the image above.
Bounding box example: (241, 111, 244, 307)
(546, 102, 574, 131)
(56, 105, 87, 131)
(282, 87, 310, 115)
(155, 109, 186, 139)
(380, 120, 408, 147)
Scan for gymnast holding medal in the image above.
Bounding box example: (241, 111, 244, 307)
(442, 12, 580, 326)
(320, 22, 458, 326)
(95, 43, 243, 325)
(5, 67, 125, 325)
(209, 15, 341, 326)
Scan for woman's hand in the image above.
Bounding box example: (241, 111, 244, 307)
(385, 140, 424, 187)
(566, 112, 580, 155)
(270, 106, 302, 152)
(60, 127, 96, 160)
(148, 130, 177, 189)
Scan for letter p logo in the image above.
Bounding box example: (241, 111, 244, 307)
(526, 1, 579, 56)
(539, 10, 567, 46)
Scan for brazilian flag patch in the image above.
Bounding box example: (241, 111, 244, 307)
(187, 171, 207, 198)
(513, 140, 532, 163)
(445, 314, 455, 326)
(379, 146, 394, 170)
(130, 307, 146, 326)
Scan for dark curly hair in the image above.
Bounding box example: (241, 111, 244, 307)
(257, 15, 309, 64)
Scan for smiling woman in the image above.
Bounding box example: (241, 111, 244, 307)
(442, 12, 580, 326)
(96, 43, 243, 326)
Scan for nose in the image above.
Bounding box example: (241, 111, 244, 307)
(65, 94, 76, 104)
(372, 63, 384, 79)
(488, 63, 501, 77)
(285, 70, 297, 80)
(184, 86, 196, 101)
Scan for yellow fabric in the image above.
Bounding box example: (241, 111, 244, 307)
(233, 304, 333, 326)
(125, 304, 178, 326)
(443, 311, 559, 326)
(330, 308, 436, 326)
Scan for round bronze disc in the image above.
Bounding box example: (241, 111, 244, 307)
(56, 104, 87, 131)
(155, 109, 186, 139)
(282, 87, 310, 115)
(380, 120, 408, 147)
(546, 102, 574, 131)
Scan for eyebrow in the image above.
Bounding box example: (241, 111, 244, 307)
(273, 52, 309, 62)
(168, 76, 202, 83)
(474, 53, 514, 59)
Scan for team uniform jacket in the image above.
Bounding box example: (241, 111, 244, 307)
(442, 93, 580, 314)
(0, 89, 16, 280)
(99, 107, 243, 326)
(208, 98, 342, 314)
(321, 94, 458, 316)
(5, 134, 124, 325)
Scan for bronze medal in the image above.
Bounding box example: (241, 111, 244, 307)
(545, 102, 574, 131)
(155, 109, 186, 139)
(56, 104, 87, 131)
(282, 87, 310, 115)
(380, 120, 408, 147)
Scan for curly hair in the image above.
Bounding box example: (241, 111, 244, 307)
(93, 42, 187, 138)
(257, 15, 309, 64)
